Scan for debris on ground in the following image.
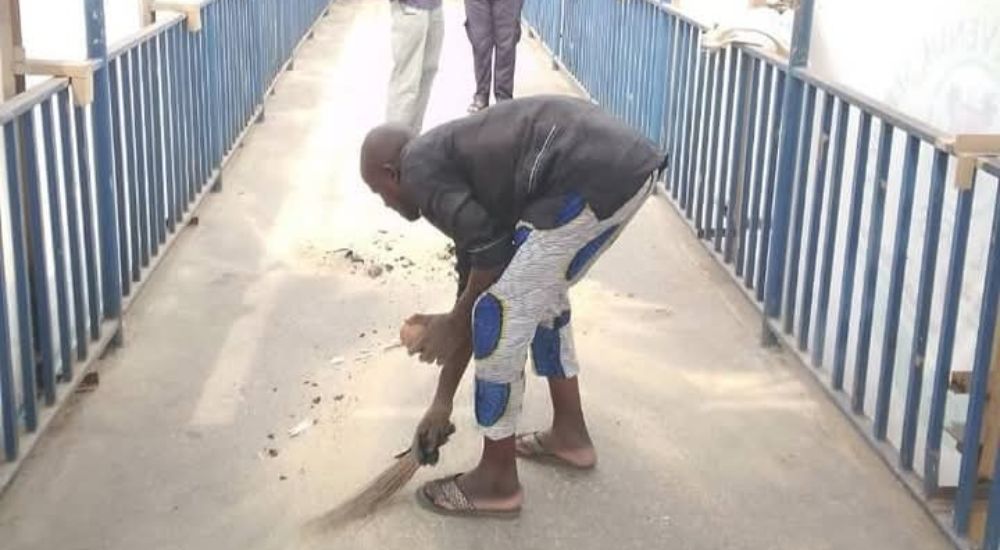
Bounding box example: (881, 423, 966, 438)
(280, 475, 288, 481)
(76, 372, 100, 393)
(267, 448, 279, 458)
(341, 249, 364, 264)
(267, 433, 275, 440)
(329, 356, 345, 366)
(366, 264, 384, 278)
(436, 250, 452, 261)
(435, 242, 456, 261)
(312, 396, 322, 405)
(397, 256, 415, 268)
(289, 420, 313, 438)
(334, 394, 345, 401)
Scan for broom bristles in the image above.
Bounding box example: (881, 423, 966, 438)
(304, 449, 421, 534)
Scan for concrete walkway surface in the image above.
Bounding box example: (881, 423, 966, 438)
(0, 1, 952, 549)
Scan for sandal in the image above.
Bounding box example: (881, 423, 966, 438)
(416, 475, 521, 519)
(515, 432, 596, 470)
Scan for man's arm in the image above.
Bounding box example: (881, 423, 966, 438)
(408, 265, 502, 464)
(427, 265, 503, 407)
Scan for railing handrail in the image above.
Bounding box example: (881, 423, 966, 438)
(639, 0, 974, 154)
(985, 158, 1000, 178)
(0, 0, 334, 493)
(108, 12, 185, 59)
(0, 12, 188, 122)
(648, 0, 713, 31)
(739, 43, 790, 71)
(791, 66, 953, 146)
(0, 78, 68, 125)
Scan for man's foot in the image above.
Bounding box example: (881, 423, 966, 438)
(515, 430, 597, 469)
(418, 466, 523, 517)
(467, 96, 488, 113)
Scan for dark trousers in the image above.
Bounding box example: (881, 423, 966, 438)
(464, 0, 524, 102)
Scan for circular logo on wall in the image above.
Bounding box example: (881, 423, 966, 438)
(885, 18, 1000, 134)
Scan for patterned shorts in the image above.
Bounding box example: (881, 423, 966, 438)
(471, 177, 654, 440)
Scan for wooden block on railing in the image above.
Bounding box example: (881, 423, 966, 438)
(937, 134, 1000, 190)
(966, 313, 1000, 545)
(950, 371, 972, 394)
(970, 500, 988, 548)
(152, 1, 202, 32)
(12, 53, 99, 106)
(976, 317, 1000, 480)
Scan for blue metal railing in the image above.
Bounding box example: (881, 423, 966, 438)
(0, 0, 330, 479)
(524, 0, 1000, 548)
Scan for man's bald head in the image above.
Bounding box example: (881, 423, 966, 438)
(361, 123, 414, 179)
(359, 123, 420, 221)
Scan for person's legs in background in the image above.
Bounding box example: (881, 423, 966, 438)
(464, 0, 494, 112)
(387, 2, 435, 132)
(412, 5, 444, 130)
(491, 0, 523, 102)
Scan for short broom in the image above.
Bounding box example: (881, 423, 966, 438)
(303, 424, 454, 534)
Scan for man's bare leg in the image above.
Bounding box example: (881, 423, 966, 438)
(427, 437, 522, 511)
(524, 376, 597, 467)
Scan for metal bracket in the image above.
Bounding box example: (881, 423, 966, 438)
(937, 134, 1000, 190)
(12, 50, 99, 106)
(152, 1, 202, 32)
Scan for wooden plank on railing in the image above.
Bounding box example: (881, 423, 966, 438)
(978, 305, 1000, 479)
(140, 0, 154, 26)
(967, 298, 1000, 545)
(0, 0, 24, 98)
(951, 371, 972, 394)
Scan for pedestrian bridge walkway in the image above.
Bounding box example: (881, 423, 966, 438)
(0, 0, 996, 548)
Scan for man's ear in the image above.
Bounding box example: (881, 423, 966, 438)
(383, 162, 399, 184)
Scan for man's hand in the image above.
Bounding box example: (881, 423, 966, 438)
(400, 313, 471, 366)
(413, 402, 455, 465)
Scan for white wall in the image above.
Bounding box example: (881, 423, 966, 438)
(809, 0, 1000, 135)
(19, 0, 141, 61)
(673, 0, 1000, 135)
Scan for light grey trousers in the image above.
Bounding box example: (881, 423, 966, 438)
(387, 2, 444, 133)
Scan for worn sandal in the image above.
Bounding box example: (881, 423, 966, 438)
(416, 475, 521, 519)
(515, 432, 597, 470)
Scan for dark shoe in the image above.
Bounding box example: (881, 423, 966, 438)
(467, 97, 488, 113)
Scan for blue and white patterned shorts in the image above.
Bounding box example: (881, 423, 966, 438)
(471, 177, 654, 440)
